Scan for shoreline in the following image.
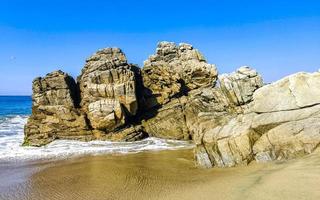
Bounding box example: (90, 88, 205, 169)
(1, 149, 320, 200)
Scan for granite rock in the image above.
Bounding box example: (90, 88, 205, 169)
(24, 42, 320, 169)
(142, 41, 218, 108)
(78, 48, 139, 131)
(195, 71, 320, 167)
(24, 71, 91, 146)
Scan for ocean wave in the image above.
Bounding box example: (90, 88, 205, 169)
(0, 115, 28, 137)
(0, 115, 194, 163)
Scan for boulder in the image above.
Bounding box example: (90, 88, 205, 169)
(78, 48, 139, 131)
(250, 72, 320, 162)
(253, 72, 320, 113)
(141, 42, 218, 140)
(195, 71, 320, 168)
(24, 42, 320, 169)
(253, 117, 320, 162)
(199, 114, 260, 167)
(219, 66, 263, 106)
(24, 71, 91, 146)
(24, 49, 146, 146)
(142, 41, 218, 108)
(142, 98, 190, 140)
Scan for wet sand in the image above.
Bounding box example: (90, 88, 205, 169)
(1, 149, 320, 200)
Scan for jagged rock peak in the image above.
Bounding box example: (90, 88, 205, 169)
(145, 41, 210, 65)
(142, 41, 218, 108)
(86, 47, 127, 64)
(219, 66, 263, 106)
(25, 70, 91, 146)
(32, 70, 78, 107)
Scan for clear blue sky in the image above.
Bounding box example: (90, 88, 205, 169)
(0, 0, 319, 95)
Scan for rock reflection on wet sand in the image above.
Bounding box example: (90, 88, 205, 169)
(1, 149, 320, 200)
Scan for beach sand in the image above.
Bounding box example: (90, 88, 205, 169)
(1, 149, 320, 200)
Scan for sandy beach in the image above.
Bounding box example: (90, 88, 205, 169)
(1, 149, 320, 200)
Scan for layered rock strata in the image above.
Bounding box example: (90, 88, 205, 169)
(24, 41, 320, 168)
(141, 42, 218, 140)
(24, 71, 91, 146)
(195, 72, 320, 168)
(78, 48, 139, 131)
(142, 42, 218, 109)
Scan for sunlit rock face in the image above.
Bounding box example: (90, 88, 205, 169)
(78, 48, 139, 131)
(251, 72, 320, 162)
(25, 48, 146, 146)
(24, 42, 320, 168)
(195, 71, 320, 168)
(219, 66, 263, 106)
(24, 71, 91, 146)
(141, 42, 218, 140)
(142, 41, 218, 109)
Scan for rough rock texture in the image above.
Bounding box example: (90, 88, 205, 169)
(195, 71, 320, 168)
(140, 42, 218, 140)
(24, 71, 91, 146)
(78, 48, 139, 131)
(25, 49, 146, 146)
(252, 72, 320, 113)
(142, 42, 218, 109)
(219, 66, 263, 106)
(24, 41, 320, 168)
(142, 98, 190, 140)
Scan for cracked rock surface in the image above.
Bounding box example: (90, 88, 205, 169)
(24, 41, 320, 168)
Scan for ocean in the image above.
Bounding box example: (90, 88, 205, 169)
(0, 96, 193, 163)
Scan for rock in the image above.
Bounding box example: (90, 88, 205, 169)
(24, 42, 320, 169)
(141, 42, 219, 140)
(251, 104, 320, 134)
(24, 49, 145, 146)
(195, 71, 320, 168)
(101, 125, 148, 142)
(142, 41, 218, 108)
(253, 72, 320, 113)
(219, 66, 263, 106)
(24, 71, 91, 146)
(31, 70, 78, 107)
(184, 87, 233, 140)
(142, 98, 190, 140)
(250, 72, 320, 162)
(78, 48, 139, 131)
(253, 117, 320, 162)
(194, 145, 213, 168)
(199, 114, 260, 167)
(188, 67, 263, 167)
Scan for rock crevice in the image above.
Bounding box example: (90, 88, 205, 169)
(24, 41, 320, 168)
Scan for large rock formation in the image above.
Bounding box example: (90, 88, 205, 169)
(142, 42, 218, 108)
(24, 71, 91, 146)
(194, 71, 320, 168)
(78, 48, 139, 131)
(25, 49, 146, 146)
(141, 42, 218, 140)
(24, 41, 320, 168)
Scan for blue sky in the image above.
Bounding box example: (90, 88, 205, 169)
(0, 0, 319, 95)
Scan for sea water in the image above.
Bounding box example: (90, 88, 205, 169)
(0, 96, 194, 163)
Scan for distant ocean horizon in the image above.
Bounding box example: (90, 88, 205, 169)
(0, 96, 31, 116)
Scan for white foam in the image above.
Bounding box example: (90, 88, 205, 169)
(0, 115, 194, 163)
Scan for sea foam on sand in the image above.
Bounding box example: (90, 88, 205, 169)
(0, 115, 194, 163)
